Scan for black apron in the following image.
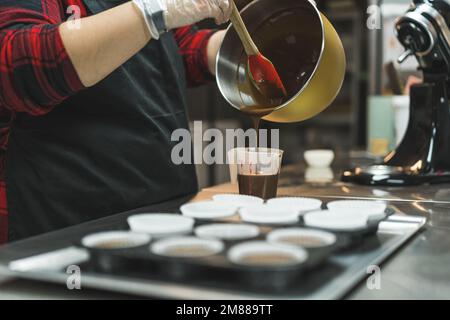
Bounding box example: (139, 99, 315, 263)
(5, 0, 198, 241)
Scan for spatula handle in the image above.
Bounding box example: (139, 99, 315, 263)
(229, 0, 259, 56)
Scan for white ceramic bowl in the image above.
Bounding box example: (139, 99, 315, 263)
(305, 167, 334, 183)
(267, 228, 336, 248)
(180, 201, 238, 220)
(239, 205, 299, 225)
(266, 197, 323, 214)
(127, 214, 194, 237)
(151, 237, 224, 258)
(304, 149, 335, 168)
(81, 231, 151, 250)
(228, 241, 308, 267)
(195, 223, 260, 241)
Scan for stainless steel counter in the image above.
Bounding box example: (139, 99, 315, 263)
(1, 166, 450, 300)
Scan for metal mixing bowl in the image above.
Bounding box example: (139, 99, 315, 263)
(216, 0, 346, 123)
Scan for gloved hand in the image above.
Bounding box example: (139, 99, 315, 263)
(164, 0, 232, 29)
(133, 0, 232, 39)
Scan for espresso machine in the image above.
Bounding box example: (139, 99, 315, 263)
(343, 0, 450, 186)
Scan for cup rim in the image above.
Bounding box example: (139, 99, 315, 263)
(81, 231, 151, 250)
(150, 236, 224, 258)
(227, 241, 309, 267)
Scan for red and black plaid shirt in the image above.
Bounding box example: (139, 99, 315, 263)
(0, 0, 216, 243)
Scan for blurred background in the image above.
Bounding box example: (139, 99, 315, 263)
(188, 0, 418, 188)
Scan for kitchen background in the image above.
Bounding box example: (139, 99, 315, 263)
(187, 0, 416, 188)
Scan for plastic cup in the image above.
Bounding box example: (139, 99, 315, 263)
(235, 148, 284, 200)
(227, 148, 239, 184)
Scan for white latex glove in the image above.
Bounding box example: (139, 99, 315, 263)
(163, 0, 232, 29)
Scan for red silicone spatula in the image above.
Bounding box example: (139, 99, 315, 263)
(229, 0, 287, 101)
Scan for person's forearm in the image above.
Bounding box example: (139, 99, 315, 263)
(206, 30, 226, 75)
(59, 1, 151, 87)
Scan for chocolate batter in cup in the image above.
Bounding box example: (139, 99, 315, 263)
(236, 148, 284, 200)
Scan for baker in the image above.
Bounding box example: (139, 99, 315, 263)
(0, 0, 232, 242)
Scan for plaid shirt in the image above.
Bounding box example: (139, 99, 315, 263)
(0, 0, 216, 243)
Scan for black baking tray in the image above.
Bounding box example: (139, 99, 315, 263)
(81, 235, 336, 293)
(77, 209, 393, 293)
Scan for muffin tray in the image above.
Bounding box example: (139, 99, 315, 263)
(80, 212, 391, 293)
(4, 211, 426, 299)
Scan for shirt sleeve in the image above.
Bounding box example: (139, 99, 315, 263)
(0, 1, 85, 116)
(173, 25, 217, 87)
